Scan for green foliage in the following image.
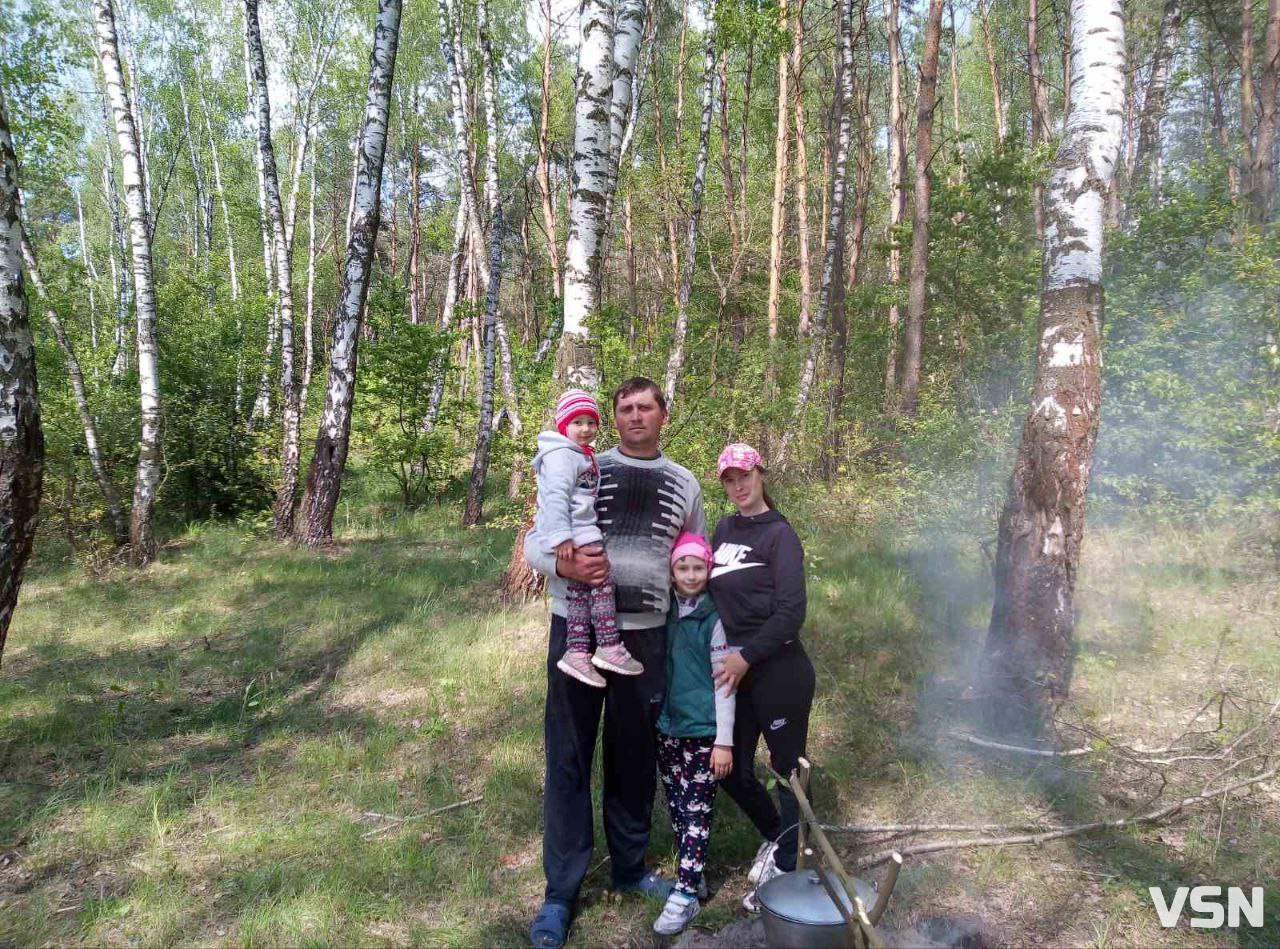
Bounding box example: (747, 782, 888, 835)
(1100, 161, 1280, 508)
(155, 276, 272, 521)
(355, 282, 463, 507)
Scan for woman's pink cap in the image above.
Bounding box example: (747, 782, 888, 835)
(670, 531, 713, 567)
(717, 442, 764, 478)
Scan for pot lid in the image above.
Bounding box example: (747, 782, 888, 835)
(756, 869, 877, 926)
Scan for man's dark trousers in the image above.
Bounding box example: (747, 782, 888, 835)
(543, 614, 667, 904)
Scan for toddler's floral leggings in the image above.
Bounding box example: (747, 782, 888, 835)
(564, 544, 619, 652)
(658, 733, 717, 898)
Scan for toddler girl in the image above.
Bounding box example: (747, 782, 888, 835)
(531, 389, 643, 687)
(653, 532, 735, 935)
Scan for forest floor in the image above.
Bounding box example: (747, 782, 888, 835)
(1, 475, 1278, 947)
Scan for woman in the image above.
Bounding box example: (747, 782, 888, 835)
(708, 442, 815, 910)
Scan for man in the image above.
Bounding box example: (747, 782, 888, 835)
(526, 377, 706, 949)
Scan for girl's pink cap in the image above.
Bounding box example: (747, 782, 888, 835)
(717, 442, 764, 478)
(670, 532, 713, 567)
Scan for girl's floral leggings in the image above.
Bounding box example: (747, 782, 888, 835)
(657, 733, 717, 898)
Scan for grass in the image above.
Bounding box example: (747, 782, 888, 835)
(1, 475, 1278, 946)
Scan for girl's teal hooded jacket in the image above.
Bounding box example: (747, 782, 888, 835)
(657, 592, 736, 746)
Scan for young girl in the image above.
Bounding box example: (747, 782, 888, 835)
(708, 443, 813, 912)
(653, 532, 735, 935)
(530, 389, 643, 687)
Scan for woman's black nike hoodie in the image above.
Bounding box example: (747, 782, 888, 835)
(708, 509, 807, 666)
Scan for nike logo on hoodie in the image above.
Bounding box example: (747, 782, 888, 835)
(711, 542, 763, 579)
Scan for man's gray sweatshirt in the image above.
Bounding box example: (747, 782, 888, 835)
(524, 447, 706, 629)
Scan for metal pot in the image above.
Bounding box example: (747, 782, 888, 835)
(756, 868, 878, 949)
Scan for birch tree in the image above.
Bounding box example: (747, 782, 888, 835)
(765, 0, 789, 341)
(983, 0, 1125, 730)
(244, 0, 302, 537)
(898, 0, 944, 419)
(776, 0, 856, 467)
(559, 0, 616, 385)
(297, 0, 403, 545)
(20, 232, 126, 545)
(92, 0, 162, 566)
(0, 89, 44, 664)
(1131, 0, 1182, 197)
(462, 0, 506, 527)
(977, 0, 1007, 142)
(883, 0, 905, 395)
(536, 0, 563, 300)
(663, 17, 715, 406)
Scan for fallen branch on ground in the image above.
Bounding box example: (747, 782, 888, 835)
(822, 820, 1061, 835)
(949, 732, 1094, 758)
(360, 795, 483, 839)
(852, 767, 1276, 871)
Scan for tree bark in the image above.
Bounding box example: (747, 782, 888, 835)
(302, 159, 318, 416)
(200, 87, 240, 301)
(1241, 0, 1257, 188)
(776, 0, 856, 468)
(664, 20, 715, 406)
(559, 0, 617, 386)
(1248, 0, 1280, 221)
(884, 0, 905, 397)
(95, 61, 132, 380)
(21, 232, 125, 545)
(899, 0, 944, 419)
(177, 84, 209, 260)
(73, 185, 100, 353)
(977, 0, 1007, 142)
(1131, 0, 1183, 197)
(297, 0, 403, 545)
(463, 0, 508, 526)
(244, 0, 303, 538)
(537, 0, 564, 300)
(1029, 0, 1052, 237)
(93, 0, 162, 566)
(0, 90, 45, 662)
(766, 0, 790, 342)
(793, 0, 813, 338)
(826, 79, 871, 482)
(984, 0, 1125, 733)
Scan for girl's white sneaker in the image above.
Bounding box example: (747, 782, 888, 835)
(653, 892, 701, 935)
(742, 859, 784, 913)
(747, 840, 778, 885)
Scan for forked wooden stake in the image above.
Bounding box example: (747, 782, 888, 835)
(786, 766, 889, 949)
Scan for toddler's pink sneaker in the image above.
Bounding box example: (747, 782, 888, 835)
(558, 649, 606, 687)
(592, 643, 644, 676)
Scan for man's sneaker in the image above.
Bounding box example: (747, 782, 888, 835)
(615, 870, 675, 900)
(742, 859, 784, 913)
(592, 643, 644, 676)
(747, 840, 778, 884)
(653, 892, 701, 935)
(557, 649, 606, 687)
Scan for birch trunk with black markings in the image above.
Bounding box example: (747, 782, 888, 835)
(776, 0, 856, 468)
(663, 17, 715, 407)
(93, 0, 162, 565)
(0, 89, 44, 663)
(297, 0, 403, 544)
(984, 0, 1125, 731)
(244, 0, 302, 537)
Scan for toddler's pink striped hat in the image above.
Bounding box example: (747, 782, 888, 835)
(555, 389, 601, 436)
